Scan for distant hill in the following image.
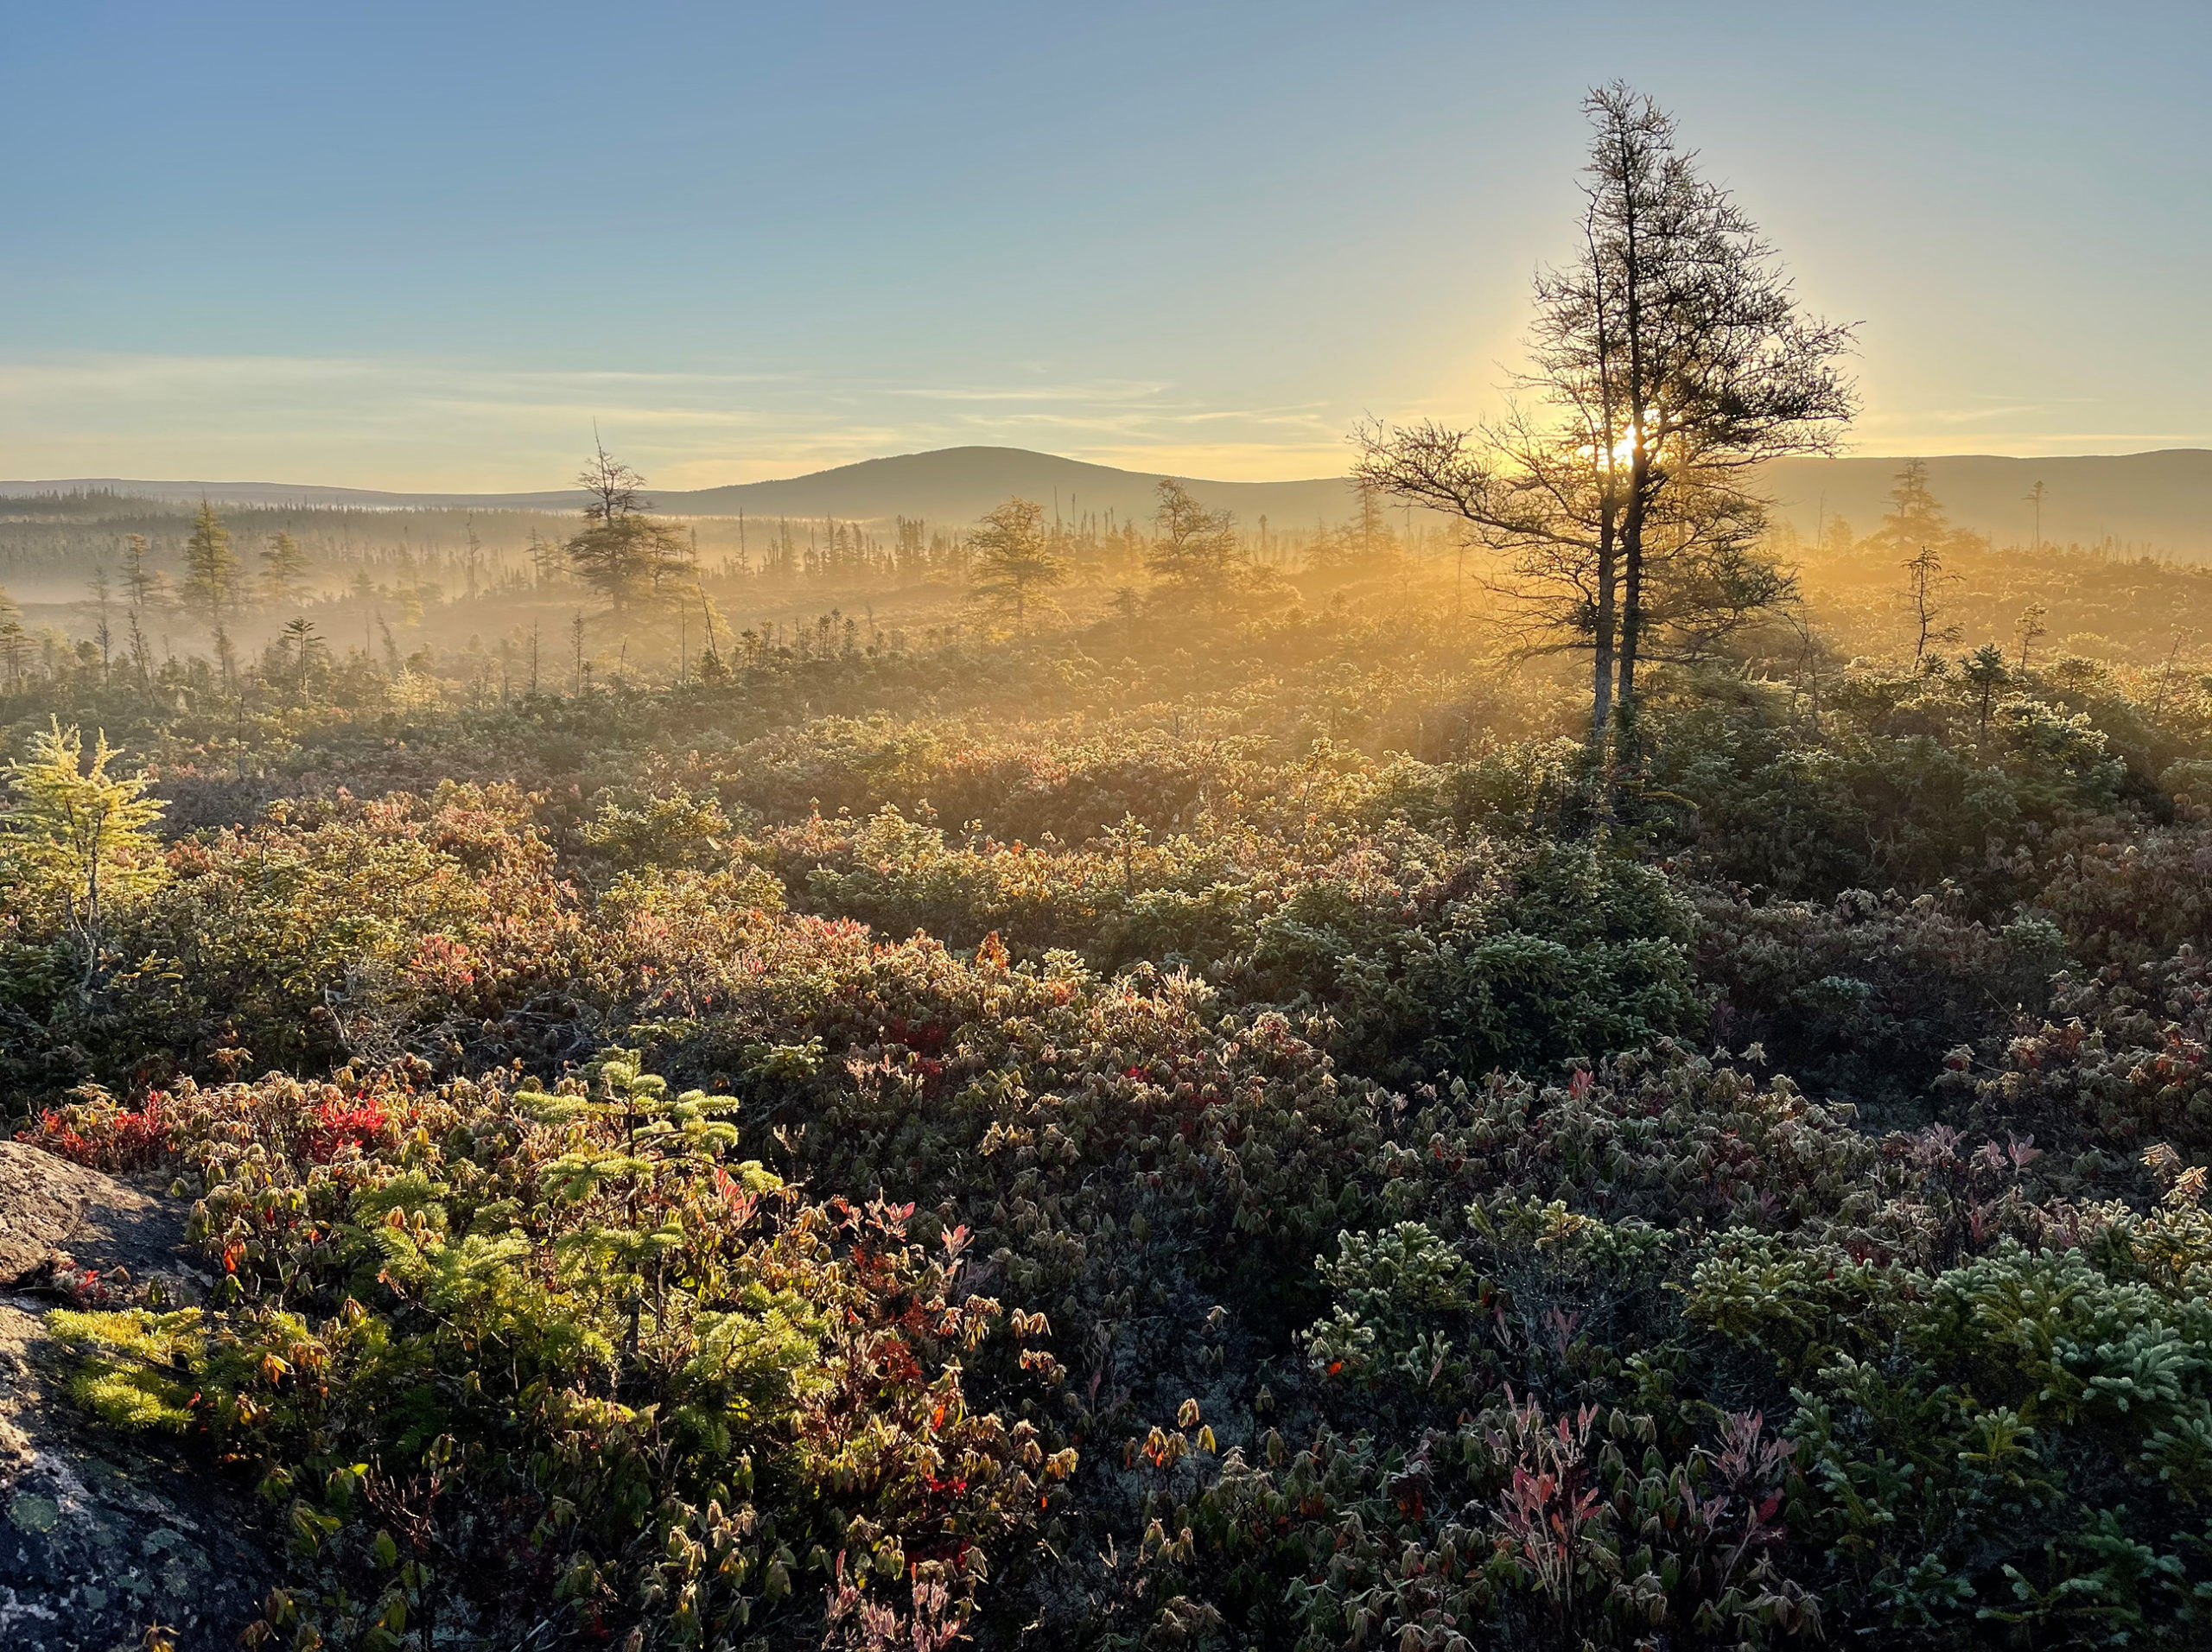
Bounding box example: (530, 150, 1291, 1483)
(1760, 451, 2212, 556)
(6, 445, 2210, 556)
(0, 479, 588, 512)
(660, 448, 1360, 528)
(0, 448, 1361, 531)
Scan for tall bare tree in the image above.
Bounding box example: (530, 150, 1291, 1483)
(579, 437, 648, 524)
(1357, 83, 1854, 741)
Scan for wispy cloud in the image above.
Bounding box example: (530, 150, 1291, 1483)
(0, 352, 1370, 488)
(876, 378, 1175, 405)
(1841, 392, 2212, 455)
(5, 353, 2202, 491)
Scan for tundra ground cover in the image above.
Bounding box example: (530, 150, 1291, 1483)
(8, 595, 2212, 1648)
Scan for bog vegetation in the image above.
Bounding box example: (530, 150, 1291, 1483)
(9, 86, 2212, 1652)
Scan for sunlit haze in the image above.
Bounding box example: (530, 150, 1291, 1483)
(16, 13, 2212, 1644)
(6, 1, 2209, 488)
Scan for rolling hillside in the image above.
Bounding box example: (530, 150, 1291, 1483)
(0, 448, 1360, 530)
(7, 445, 2211, 555)
(1759, 449, 2212, 555)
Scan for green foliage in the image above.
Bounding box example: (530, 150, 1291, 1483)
(48, 1307, 206, 1430)
(1696, 882, 2068, 1115)
(181, 499, 241, 624)
(1643, 660, 2132, 903)
(1948, 945, 2212, 1179)
(969, 496, 1067, 632)
(45, 1052, 1062, 1648)
(1147, 478, 1245, 618)
(1, 717, 169, 950)
(580, 783, 740, 872)
(790, 805, 1700, 1081)
(8, 544, 2212, 1645)
(566, 513, 694, 613)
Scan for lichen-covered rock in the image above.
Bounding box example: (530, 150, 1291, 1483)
(0, 1144, 271, 1650)
(0, 1144, 118, 1285)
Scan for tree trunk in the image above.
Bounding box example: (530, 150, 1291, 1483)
(1617, 473, 1648, 728)
(1613, 118, 1648, 734)
(1590, 517, 1617, 740)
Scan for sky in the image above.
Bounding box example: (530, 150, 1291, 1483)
(4, 1, 2209, 491)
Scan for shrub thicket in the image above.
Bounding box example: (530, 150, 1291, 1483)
(9, 606, 2212, 1648)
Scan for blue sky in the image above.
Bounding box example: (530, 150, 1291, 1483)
(4, 2, 2208, 488)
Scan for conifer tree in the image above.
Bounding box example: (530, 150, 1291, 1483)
(565, 444, 689, 613)
(86, 565, 114, 684)
(2013, 600, 2050, 671)
(279, 615, 327, 699)
(181, 500, 241, 627)
(968, 497, 1065, 632)
(1146, 480, 1241, 618)
(0, 582, 22, 692)
(1872, 459, 1963, 558)
(260, 531, 312, 607)
(0, 582, 28, 691)
(1962, 642, 2010, 739)
(121, 533, 169, 613)
(124, 607, 152, 689)
(527, 531, 566, 588)
(1, 719, 168, 981)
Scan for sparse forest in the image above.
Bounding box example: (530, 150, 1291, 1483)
(11, 85, 2212, 1652)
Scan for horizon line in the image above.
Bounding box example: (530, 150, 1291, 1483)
(9, 442, 2212, 502)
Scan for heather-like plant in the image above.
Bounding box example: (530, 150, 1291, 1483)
(8, 566, 2212, 1648)
(44, 1052, 1069, 1648)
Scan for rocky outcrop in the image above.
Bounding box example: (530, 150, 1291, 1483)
(0, 1142, 273, 1650)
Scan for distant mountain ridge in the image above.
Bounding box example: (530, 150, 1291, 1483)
(0, 448, 1362, 530)
(1760, 450, 2212, 556)
(6, 445, 2210, 556)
